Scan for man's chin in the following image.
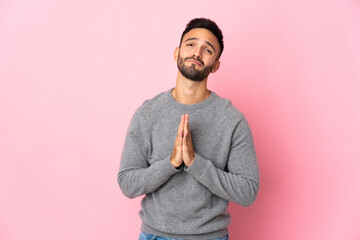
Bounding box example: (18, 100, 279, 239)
(178, 61, 210, 82)
(185, 73, 207, 82)
(179, 70, 203, 82)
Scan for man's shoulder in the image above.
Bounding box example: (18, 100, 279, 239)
(142, 90, 169, 107)
(133, 89, 170, 117)
(213, 93, 245, 121)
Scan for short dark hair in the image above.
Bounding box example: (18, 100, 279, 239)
(180, 18, 224, 59)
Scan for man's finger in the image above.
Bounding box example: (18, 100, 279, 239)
(178, 115, 183, 131)
(177, 115, 184, 137)
(184, 118, 188, 136)
(182, 136, 187, 150)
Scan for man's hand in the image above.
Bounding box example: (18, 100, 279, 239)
(182, 114, 195, 167)
(170, 114, 195, 168)
(170, 115, 184, 168)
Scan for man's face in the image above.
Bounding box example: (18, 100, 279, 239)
(175, 28, 221, 82)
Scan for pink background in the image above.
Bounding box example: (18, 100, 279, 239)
(1, 0, 360, 239)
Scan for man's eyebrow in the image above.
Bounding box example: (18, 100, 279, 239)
(184, 37, 216, 53)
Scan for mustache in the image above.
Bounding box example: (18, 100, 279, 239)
(185, 57, 204, 66)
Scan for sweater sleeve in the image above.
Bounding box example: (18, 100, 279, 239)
(117, 107, 181, 199)
(184, 116, 260, 207)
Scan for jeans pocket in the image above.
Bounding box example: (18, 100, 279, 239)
(138, 232, 149, 240)
(139, 232, 156, 240)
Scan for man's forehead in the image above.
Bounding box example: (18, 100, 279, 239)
(182, 28, 220, 49)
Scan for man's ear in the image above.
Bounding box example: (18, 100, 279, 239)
(174, 47, 179, 61)
(211, 60, 221, 73)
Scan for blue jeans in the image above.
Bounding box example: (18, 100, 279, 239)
(139, 231, 229, 240)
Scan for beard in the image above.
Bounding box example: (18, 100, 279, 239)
(177, 55, 214, 82)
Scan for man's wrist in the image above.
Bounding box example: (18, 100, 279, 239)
(184, 154, 195, 167)
(170, 157, 182, 168)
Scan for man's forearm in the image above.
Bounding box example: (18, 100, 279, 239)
(118, 155, 181, 198)
(185, 153, 259, 206)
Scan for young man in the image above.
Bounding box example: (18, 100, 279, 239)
(118, 18, 260, 240)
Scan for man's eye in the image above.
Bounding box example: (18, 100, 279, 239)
(186, 43, 193, 47)
(205, 49, 212, 54)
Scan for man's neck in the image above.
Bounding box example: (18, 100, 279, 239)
(172, 72, 211, 105)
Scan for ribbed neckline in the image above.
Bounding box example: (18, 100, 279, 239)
(167, 88, 217, 110)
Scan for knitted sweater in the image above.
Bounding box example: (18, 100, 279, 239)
(118, 89, 259, 239)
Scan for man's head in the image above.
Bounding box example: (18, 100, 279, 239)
(180, 18, 224, 60)
(175, 18, 224, 82)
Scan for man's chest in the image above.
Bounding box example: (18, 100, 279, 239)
(147, 117, 233, 169)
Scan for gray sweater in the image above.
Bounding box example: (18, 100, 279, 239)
(118, 89, 259, 239)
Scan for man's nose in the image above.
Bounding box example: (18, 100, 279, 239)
(193, 47, 202, 59)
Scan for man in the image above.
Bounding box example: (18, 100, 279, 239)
(118, 18, 260, 240)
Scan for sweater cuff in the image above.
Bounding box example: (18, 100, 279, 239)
(184, 153, 208, 174)
(156, 154, 183, 174)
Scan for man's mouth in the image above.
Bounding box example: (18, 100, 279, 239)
(186, 58, 203, 66)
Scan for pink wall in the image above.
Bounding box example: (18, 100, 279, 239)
(1, 0, 359, 239)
